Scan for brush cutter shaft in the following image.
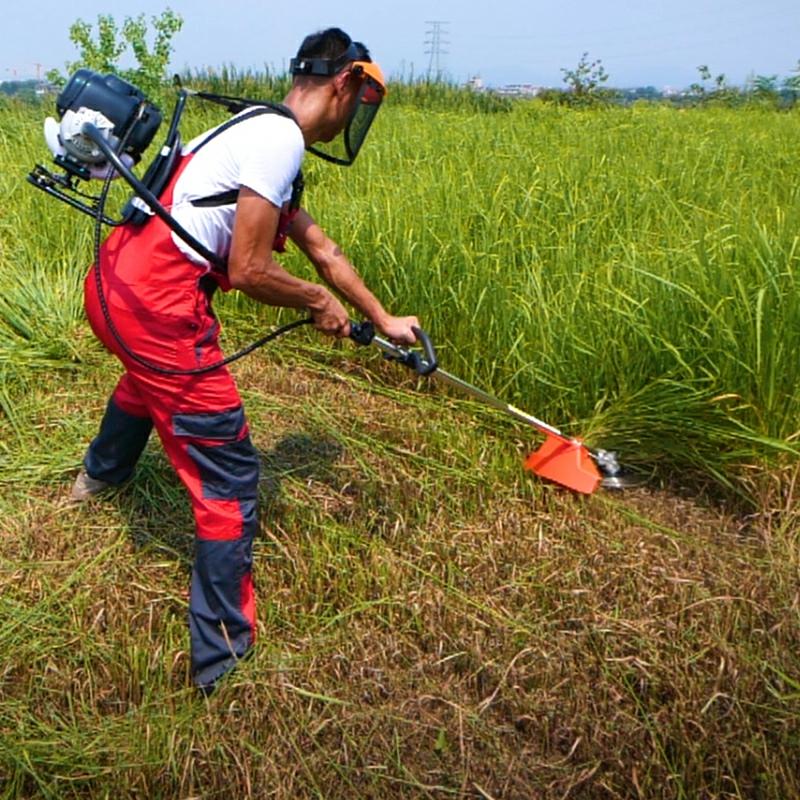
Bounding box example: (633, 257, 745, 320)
(359, 324, 606, 493)
(427, 369, 565, 440)
(368, 332, 567, 441)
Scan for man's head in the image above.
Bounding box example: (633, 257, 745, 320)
(292, 27, 371, 76)
(288, 28, 386, 165)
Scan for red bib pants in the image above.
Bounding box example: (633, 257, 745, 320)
(83, 156, 261, 690)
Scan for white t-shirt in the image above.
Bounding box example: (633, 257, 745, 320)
(170, 110, 305, 266)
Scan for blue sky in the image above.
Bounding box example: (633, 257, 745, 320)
(3, 0, 799, 88)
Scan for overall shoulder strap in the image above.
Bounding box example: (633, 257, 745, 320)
(190, 103, 303, 209)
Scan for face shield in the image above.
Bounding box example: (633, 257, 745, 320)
(290, 46, 387, 166)
(309, 61, 386, 166)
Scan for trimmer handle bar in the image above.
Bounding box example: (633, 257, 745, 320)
(349, 321, 438, 376)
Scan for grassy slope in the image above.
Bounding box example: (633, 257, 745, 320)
(1, 335, 798, 798)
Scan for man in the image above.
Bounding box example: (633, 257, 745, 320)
(72, 28, 419, 692)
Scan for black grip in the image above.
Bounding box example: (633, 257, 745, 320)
(349, 321, 438, 377)
(349, 320, 375, 346)
(410, 326, 438, 376)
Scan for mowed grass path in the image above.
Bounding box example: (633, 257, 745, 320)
(1, 342, 799, 798)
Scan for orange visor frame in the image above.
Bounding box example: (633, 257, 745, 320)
(352, 61, 387, 100)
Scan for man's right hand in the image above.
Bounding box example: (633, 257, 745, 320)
(308, 288, 351, 338)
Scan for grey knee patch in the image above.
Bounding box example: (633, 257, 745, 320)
(173, 406, 259, 501)
(173, 406, 246, 440)
(187, 438, 260, 500)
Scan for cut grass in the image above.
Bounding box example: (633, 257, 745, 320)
(1, 351, 798, 798)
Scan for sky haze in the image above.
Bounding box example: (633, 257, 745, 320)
(3, 0, 798, 89)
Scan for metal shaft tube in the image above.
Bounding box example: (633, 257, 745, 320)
(370, 334, 568, 441)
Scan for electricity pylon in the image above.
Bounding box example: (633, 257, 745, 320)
(424, 21, 449, 79)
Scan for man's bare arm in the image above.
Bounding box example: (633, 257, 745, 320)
(228, 188, 350, 336)
(289, 209, 419, 343)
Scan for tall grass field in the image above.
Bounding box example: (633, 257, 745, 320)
(0, 86, 798, 797)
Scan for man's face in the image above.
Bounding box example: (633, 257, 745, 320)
(320, 71, 361, 142)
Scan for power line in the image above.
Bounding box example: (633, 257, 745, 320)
(424, 20, 450, 78)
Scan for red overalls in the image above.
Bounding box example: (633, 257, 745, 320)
(83, 152, 290, 690)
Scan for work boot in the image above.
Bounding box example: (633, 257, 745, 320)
(70, 468, 112, 502)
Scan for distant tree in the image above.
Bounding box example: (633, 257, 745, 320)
(689, 64, 740, 106)
(621, 85, 662, 104)
(560, 52, 613, 106)
(64, 15, 126, 76)
(0, 79, 40, 102)
(47, 9, 183, 97)
(783, 60, 800, 103)
(748, 74, 780, 106)
(121, 11, 183, 95)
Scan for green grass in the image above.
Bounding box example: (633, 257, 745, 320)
(3, 93, 799, 502)
(303, 102, 800, 502)
(1, 87, 799, 797)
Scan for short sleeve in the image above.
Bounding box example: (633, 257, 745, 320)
(235, 115, 304, 208)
